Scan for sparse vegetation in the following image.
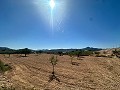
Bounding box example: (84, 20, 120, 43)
(112, 49, 120, 58)
(95, 54, 107, 57)
(68, 52, 79, 66)
(0, 53, 120, 89)
(0, 60, 11, 73)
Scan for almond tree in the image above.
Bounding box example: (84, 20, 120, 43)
(49, 55, 60, 82)
(69, 52, 79, 66)
(69, 52, 75, 64)
(50, 56, 57, 73)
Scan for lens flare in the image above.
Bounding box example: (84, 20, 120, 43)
(49, 0, 55, 33)
(33, 0, 67, 33)
(50, 0, 55, 9)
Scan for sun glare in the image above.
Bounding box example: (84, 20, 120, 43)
(50, 0, 55, 9)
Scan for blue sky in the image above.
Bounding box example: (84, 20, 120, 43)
(0, 0, 120, 49)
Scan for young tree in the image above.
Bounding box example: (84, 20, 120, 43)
(50, 56, 57, 75)
(69, 51, 79, 66)
(68, 51, 75, 64)
(49, 56, 60, 82)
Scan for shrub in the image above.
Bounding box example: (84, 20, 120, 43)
(0, 60, 12, 73)
(95, 54, 107, 57)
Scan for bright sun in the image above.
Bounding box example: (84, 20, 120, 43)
(50, 0, 55, 9)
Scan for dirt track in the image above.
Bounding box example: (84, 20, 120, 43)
(0, 54, 120, 90)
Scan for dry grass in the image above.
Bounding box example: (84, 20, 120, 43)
(0, 54, 120, 90)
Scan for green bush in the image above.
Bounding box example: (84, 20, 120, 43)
(68, 50, 93, 57)
(0, 60, 12, 73)
(95, 54, 107, 57)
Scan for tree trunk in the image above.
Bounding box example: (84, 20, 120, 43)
(9, 54, 10, 57)
(52, 65, 55, 75)
(71, 57, 73, 64)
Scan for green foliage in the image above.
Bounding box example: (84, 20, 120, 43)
(81, 50, 93, 56)
(36, 50, 43, 54)
(58, 52, 63, 56)
(50, 56, 58, 65)
(16, 48, 31, 56)
(49, 56, 60, 82)
(94, 51, 100, 55)
(0, 49, 15, 55)
(68, 51, 75, 57)
(68, 50, 93, 57)
(95, 54, 107, 57)
(0, 60, 11, 73)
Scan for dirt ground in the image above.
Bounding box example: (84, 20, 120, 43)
(0, 54, 120, 90)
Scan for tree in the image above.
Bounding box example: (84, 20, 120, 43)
(58, 51, 63, 56)
(49, 56, 60, 82)
(50, 56, 58, 75)
(68, 51, 80, 66)
(18, 48, 31, 57)
(5, 49, 15, 57)
(74, 50, 82, 59)
(68, 51, 76, 64)
(36, 50, 43, 54)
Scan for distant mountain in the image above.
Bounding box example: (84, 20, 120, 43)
(0, 47, 102, 53)
(0, 47, 11, 51)
(41, 47, 102, 53)
(43, 49, 77, 53)
(82, 47, 102, 51)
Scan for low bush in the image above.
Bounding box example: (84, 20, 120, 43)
(95, 54, 107, 57)
(0, 60, 12, 73)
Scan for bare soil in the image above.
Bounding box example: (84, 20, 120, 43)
(0, 54, 120, 90)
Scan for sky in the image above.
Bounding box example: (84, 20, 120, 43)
(0, 0, 120, 49)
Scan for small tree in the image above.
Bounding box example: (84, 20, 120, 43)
(75, 51, 82, 59)
(58, 52, 63, 56)
(49, 56, 60, 82)
(69, 51, 75, 64)
(36, 50, 43, 54)
(68, 51, 79, 66)
(50, 56, 58, 75)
